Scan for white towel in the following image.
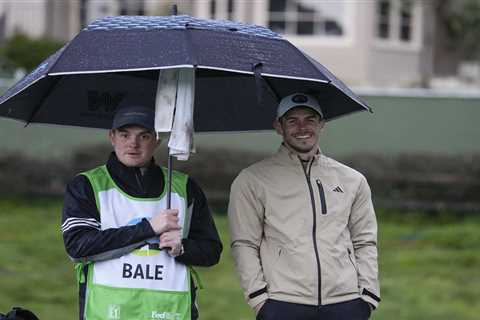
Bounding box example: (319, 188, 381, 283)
(154, 68, 195, 161)
(154, 69, 178, 133)
(168, 68, 195, 160)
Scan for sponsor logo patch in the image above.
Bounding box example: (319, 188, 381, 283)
(128, 217, 161, 256)
(108, 304, 121, 320)
(151, 311, 182, 319)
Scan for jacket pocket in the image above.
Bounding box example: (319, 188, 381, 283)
(315, 179, 327, 215)
(347, 248, 359, 274)
(266, 246, 316, 298)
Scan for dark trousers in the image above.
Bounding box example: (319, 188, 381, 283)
(256, 298, 371, 320)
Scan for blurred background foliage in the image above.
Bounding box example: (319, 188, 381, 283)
(438, 0, 480, 60)
(0, 33, 64, 72)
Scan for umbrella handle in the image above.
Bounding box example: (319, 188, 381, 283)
(167, 154, 173, 209)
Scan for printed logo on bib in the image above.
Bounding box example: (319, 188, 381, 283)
(108, 304, 121, 320)
(128, 217, 161, 256)
(151, 311, 181, 320)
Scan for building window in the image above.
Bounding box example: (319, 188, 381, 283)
(377, 0, 390, 39)
(118, 0, 145, 16)
(268, 0, 345, 36)
(376, 0, 416, 43)
(399, 0, 412, 41)
(210, 0, 216, 18)
(208, 0, 235, 20)
(227, 0, 234, 20)
(80, 0, 88, 28)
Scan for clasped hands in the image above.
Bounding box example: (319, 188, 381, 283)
(149, 209, 183, 257)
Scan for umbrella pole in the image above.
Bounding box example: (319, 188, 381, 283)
(167, 154, 173, 209)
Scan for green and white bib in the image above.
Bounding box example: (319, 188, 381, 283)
(81, 166, 192, 320)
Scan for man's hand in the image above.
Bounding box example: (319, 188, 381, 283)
(149, 209, 181, 234)
(254, 301, 266, 315)
(159, 229, 183, 256)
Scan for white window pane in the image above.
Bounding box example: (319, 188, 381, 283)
(268, 0, 346, 36)
(400, 0, 412, 41)
(376, 0, 391, 39)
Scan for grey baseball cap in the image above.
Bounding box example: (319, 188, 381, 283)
(277, 93, 324, 119)
(112, 106, 155, 131)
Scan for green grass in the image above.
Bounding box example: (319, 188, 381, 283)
(1, 198, 479, 319)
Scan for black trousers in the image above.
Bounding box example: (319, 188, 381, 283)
(256, 298, 371, 320)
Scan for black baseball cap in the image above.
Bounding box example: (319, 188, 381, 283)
(112, 106, 155, 131)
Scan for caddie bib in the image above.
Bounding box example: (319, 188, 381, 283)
(81, 166, 191, 320)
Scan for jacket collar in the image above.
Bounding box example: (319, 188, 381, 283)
(277, 143, 322, 166)
(106, 152, 165, 197)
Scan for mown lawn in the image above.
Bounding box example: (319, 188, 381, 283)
(0, 197, 479, 319)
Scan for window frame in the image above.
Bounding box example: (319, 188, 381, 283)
(374, 0, 423, 51)
(267, 0, 351, 39)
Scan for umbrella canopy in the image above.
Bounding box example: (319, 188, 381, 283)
(0, 15, 371, 132)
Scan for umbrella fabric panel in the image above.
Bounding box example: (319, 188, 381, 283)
(85, 15, 282, 40)
(2, 69, 279, 131)
(265, 76, 368, 121)
(190, 30, 328, 80)
(0, 77, 59, 124)
(302, 52, 371, 113)
(51, 29, 196, 73)
(32, 72, 157, 129)
(0, 46, 65, 106)
(50, 28, 330, 83)
(194, 72, 278, 132)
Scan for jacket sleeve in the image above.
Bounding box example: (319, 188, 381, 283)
(61, 174, 156, 263)
(227, 170, 268, 310)
(175, 177, 222, 267)
(348, 175, 381, 309)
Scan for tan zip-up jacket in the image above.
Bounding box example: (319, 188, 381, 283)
(228, 145, 380, 310)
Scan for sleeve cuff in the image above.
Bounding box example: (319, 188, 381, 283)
(248, 292, 269, 310)
(361, 288, 381, 309)
(247, 286, 268, 310)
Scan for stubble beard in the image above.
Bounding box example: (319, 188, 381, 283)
(284, 138, 317, 156)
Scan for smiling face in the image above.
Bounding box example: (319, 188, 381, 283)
(109, 125, 160, 167)
(274, 107, 325, 159)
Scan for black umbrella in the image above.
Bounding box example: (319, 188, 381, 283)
(0, 14, 372, 206)
(0, 15, 370, 130)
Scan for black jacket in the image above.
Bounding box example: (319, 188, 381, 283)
(62, 152, 222, 319)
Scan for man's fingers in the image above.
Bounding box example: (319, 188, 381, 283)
(149, 210, 181, 234)
(165, 221, 181, 231)
(159, 239, 181, 249)
(160, 230, 181, 242)
(164, 209, 179, 216)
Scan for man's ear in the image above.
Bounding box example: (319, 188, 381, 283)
(319, 119, 326, 130)
(273, 119, 283, 136)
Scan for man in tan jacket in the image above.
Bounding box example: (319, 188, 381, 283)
(228, 93, 380, 320)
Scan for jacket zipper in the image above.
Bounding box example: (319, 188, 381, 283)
(134, 169, 146, 195)
(315, 179, 327, 215)
(347, 248, 359, 273)
(301, 158, 322, 306)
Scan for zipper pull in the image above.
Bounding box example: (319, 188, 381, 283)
(315, 179, 327, 215)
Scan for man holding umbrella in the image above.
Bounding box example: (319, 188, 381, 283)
(228, 93, 380, 320)
(61, 105, 222, 320)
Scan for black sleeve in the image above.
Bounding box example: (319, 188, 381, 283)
(175, 177, 223, 267)
(61, 174, 156, 262)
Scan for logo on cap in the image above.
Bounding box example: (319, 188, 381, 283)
(292, 94, 308, 104)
